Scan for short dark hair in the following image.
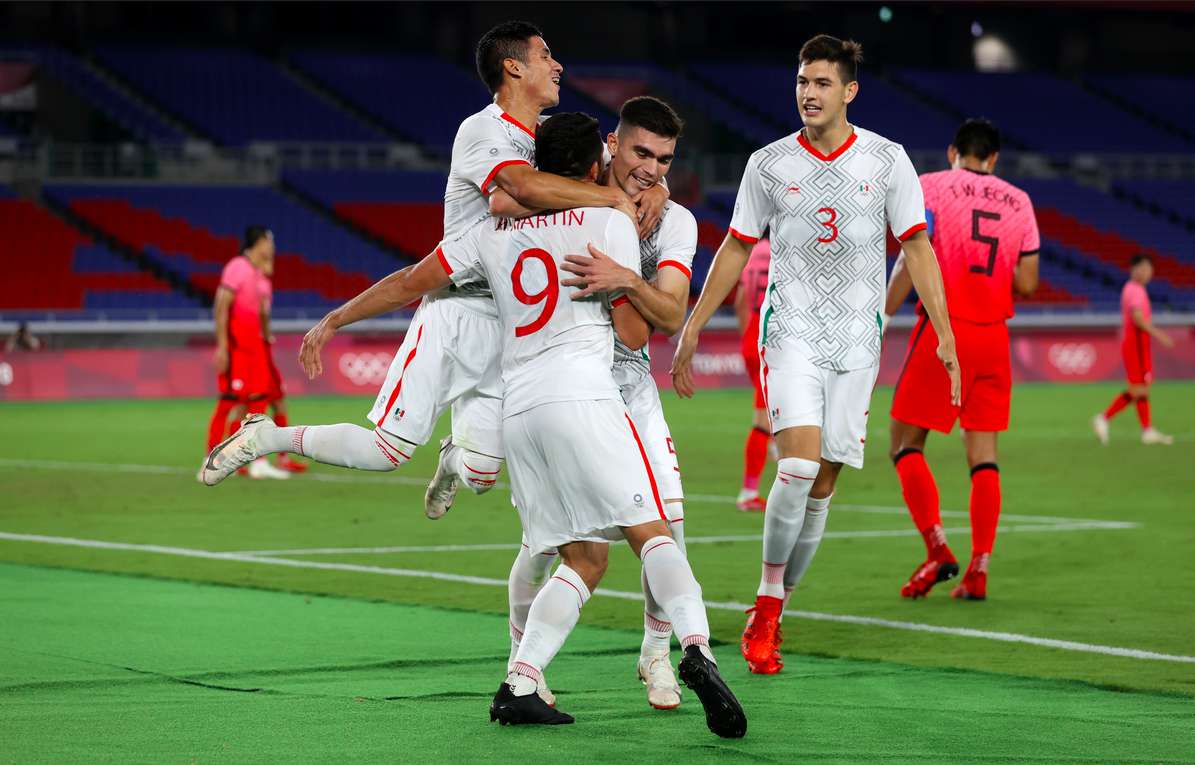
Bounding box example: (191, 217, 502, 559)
(953, 118, 1001, 160)
(617, 96, 684, 139)
(1131, 253, 1153, 267)
(799, 34, 864, 83)
(243, 226, 271, 252)
(475, 21, 543, 95)
(535, 112, 602, 180)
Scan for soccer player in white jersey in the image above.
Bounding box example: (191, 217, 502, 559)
(493, 96, 698, 711)
(199, 21, 661, 487)
(672, 35, 961, 675)
(290, 114, 746, 736)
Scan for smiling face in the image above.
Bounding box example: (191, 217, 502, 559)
(795, 59, 857, 130)
(606, 125, 677, 200)
(516, 36, 563, 109)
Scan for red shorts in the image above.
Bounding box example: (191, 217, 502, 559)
(891, 315, 1011, 434)
(741, 313, 765, 408)
(218, 332, 272, 401)
(1123, 337, 1152, 385)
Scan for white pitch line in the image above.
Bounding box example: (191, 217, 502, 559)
(0, 458, 1123, 526)
(230, 521, 1138, 557)
(0, 530, 1187, 665)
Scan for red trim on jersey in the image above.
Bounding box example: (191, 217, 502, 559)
(657, 260, 692, 279)
(729, 227, 759, 244)
(897, 222, 928, 242)
(501, 112, 537, 138)
(435, 246, 453, 275)
(374, 324, 424, 427)
(760, 346, 771, 418)
(796, 129, 858, 162)
(624, 413, 666, 520)
(611, 296, 630, 308)
(480, 159, 532, 198)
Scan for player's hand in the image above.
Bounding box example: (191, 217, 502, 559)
(300, 316, 337, 379)
(1159, 331, 1176, 349)
(670, 329, 699, 398)
(561, 244, 636, 300)
(213, 346, 229, 374)
(936, 336, 962, 406)
(637, 184, 669, 239)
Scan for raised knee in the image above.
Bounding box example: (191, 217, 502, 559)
(460, 451, 503, 494)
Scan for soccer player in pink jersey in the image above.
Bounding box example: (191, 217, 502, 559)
(734, 238, 772, 512)
(1092, 253, 1176, 446)
(885, 119, 1040, 601)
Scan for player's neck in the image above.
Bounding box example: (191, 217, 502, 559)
(802, 119, 853, 155)
(957, 159, 992, 175)
(601, 164, 643, 203)
(494, 90, 541, 135)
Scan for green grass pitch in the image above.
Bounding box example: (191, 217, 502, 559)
(2, 382, 1193, 762)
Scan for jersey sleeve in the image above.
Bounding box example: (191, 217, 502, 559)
(656, 205, 698, 281)
(886, 147, 928, 241)
(920, 173, 938, 238)
(437, 220, 485, 286)
(455, 116, 532, 197)
(1019, 196, 1041, 257)
(219, 257, 249, 294)
(1122, 282, 1148, 314)
(604, 212, 643, 308)
(728, 151, 773, 244)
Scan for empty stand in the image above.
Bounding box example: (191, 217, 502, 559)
(93, 47, 385, 145)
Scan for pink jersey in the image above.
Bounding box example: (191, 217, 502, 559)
(220, 255, 271, 336)
(739, 238, 771, 316)
(1121, 280, 1151, 346)
(920, 168, 1040, 324)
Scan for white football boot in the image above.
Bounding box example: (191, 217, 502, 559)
(1091, 414, 1110, 445)
(247, 456, 290, 480)
(424, 436, 460, 519)
(637, 652, 682, 710)
(200, 414, 273, 486)
(1141, 427, 1174, 445)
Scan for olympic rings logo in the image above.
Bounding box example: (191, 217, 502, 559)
(338, 352, 393, 386)
(1047, 343, 1096, 376)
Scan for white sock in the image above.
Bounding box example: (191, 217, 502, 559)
(784, 493, 831, 591)
(758, 457, 819, 598)
(457, 449, 503, 495)
(512, 564, 590, 682)
(507, 541, 557, 670)
(259, 424, 412, 471)
(640, 536, 710, 655)
(641, 565, 672, 656)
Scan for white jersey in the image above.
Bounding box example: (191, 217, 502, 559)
(441, 103, 540, 302)
(729, 126, 926, 371)
(611, 200, 698, 386)
(438, 207, 642, 418)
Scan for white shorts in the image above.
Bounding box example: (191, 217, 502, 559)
(620, 374, 683, 519)
(367, 295, 504, 456)
(504, 399, 666, 556)
(760, 346, 878, 469)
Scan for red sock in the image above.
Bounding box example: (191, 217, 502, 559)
(743, 426, 769, 492)
(1104, 392, 1132, 420)
(969, 464, 1001, 556)
(894, 449, 941, 553)
(247, 397, 268, 415)
(206, 398, 237, 452)
(1135, 397, 1151, 429)
(273, 411, 288, 428)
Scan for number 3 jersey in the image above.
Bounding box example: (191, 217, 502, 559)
(611, 200, 698, 387)
(919, 168, 1040, 325)
(437, 207, 642, 417)
(729, 127, 926, 372)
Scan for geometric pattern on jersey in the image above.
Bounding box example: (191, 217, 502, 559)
(612, 203, 671, 378)
(756, 138, 897, 370)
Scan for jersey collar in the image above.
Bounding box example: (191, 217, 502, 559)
(796, 127, 857, 162)
(501, 111, 537, 138)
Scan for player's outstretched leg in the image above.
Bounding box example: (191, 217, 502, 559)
(893, 448, 958, 598)
(637, 515, 686, 710)
(506, 541, 558, 706)
(424, 438, 504, 519)
(953, 462, 1001, 601)
(201, 416, 414, 486)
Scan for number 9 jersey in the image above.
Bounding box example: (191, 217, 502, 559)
(728, 127, 926, 372)
(437, 208, 642, 418)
